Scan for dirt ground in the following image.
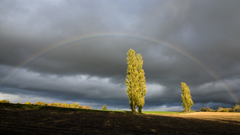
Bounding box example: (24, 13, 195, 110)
(1, 109, 240, 135)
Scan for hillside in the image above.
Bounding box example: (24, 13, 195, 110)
(1, 103, 240, 134)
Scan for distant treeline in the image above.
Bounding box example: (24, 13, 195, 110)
(198, 104, 240, 112)
(0, 100, 92, 109)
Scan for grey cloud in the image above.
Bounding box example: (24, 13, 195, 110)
(0, 0, 239, 111)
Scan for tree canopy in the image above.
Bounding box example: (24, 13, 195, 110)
(126, 49, 147, 113)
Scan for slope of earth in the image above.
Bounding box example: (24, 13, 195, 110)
(0, 109, 240, 135)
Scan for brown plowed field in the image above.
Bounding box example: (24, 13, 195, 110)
(0, 109, 240, 135)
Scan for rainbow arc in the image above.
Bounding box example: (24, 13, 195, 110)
(0, 32, 238, 104)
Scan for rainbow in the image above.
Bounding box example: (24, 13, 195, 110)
(0, 32, 239, 104)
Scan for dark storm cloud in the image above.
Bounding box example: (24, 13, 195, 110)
(0, 0, 239, 110)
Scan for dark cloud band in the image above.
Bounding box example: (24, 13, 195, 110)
(1, 32, 238, 104)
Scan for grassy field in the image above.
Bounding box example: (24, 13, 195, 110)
(1, 103, 240, 134)
(102, 110, 180, 114)
(0, 103, 132, 114)
(142, 111, 181, 114)
(0, 103, 180, 114)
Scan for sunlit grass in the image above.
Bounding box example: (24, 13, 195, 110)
(0, 103, 132, 114)
(0, 103, 184, 114)
(101, 110, 181, 114)
(101, 110, 132, 113)
(142, 111, 181, 114)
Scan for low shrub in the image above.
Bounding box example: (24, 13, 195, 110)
(198, 107, 215, 112)
(61, 103, 70, 108)
(70, 102, 80, 108)
(222, 108, 232, 112)
(86, 105, 93, 109)
(232, 104, 240, 112)
(24, 102, 32, 105)
(216, 107, 224, 112)
(54, 103, 62, 107)
(0, 100, 10, 103)
(34, 101, 47, 106)
(48, 102, 54, 107)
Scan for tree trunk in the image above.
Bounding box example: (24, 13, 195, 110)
(138, 107, 142, 114)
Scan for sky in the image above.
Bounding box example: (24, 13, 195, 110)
(0, 0, 240, 111)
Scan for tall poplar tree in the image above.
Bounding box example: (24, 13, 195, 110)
(126, 49, 147, 113)
(136, 54, 147, 113)
(181, 82, 194, 112)
(125, 49, 139, 113)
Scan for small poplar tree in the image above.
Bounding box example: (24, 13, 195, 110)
(181, 82, 194, 112)
(136, 54, 147, 114)
(102, 104, 107, 110)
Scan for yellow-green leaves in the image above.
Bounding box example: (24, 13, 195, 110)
(181, 82, 194, 112)
(34, 101, 47, 106)
(136, 53, 147, 114)
(0, 100, 10, 103)
(102, 104, 107, 110)
(126, 49, 138, 113)
(126, 49, 147, 113)
(24, 102, 32, 105)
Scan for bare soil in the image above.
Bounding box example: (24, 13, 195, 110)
(1, 109, 240, 135)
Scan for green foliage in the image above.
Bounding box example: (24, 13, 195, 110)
(181, 109, 196, 112)
(232, 104, 240, 112)
(206, 107, 215, 112)
(70, 102, 82, 108)
(48, 102, 54, 106)
(54, 103, 62, 107)
(0, 100, 10, 103)
(222, 108, 232, 112)
(125, 49, 147, 114)
(70, 102, 78, 108)
(0, 102, 134, 114)
(61, 103, 70, 108)
(136, 53, 147, 114)
(50, 102, 84, 109)
(142, 111, 181, 114)
(102, 104, 107, 110)
(86, 105, 93, 109)
(126, 49, 138, 113)
(216, 107, 224, 112)
(198, 105, 240, 112)
(181, 82, 194, 112)
(24, 102, 32, 105)
(34, 101, 47, 106)
(198, 107, 215, 112)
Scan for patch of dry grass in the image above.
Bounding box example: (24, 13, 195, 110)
(161, 112, 240, 125)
